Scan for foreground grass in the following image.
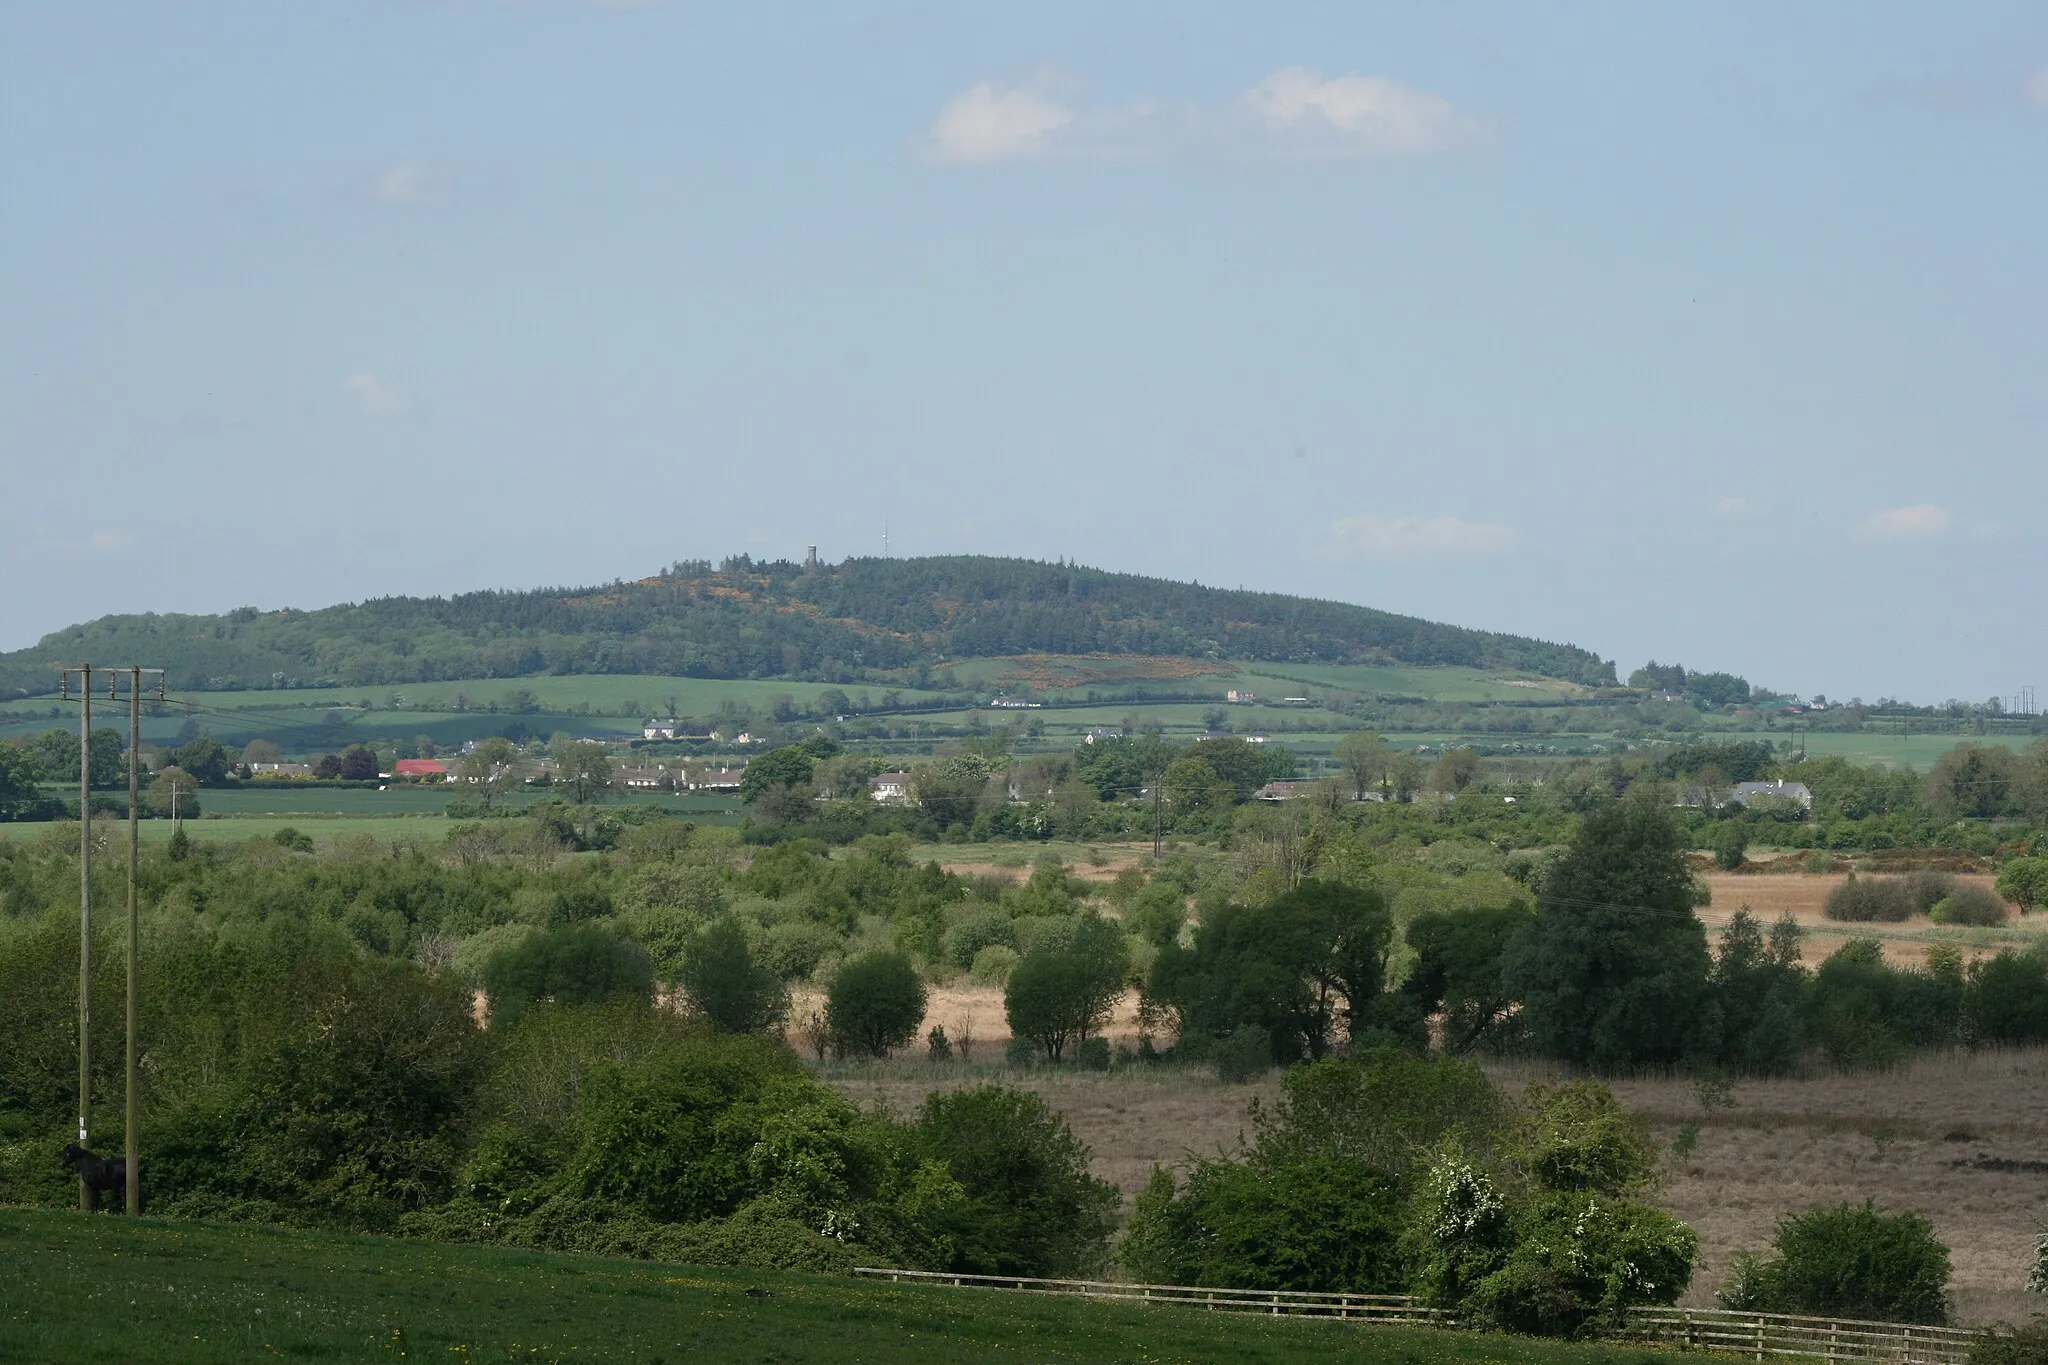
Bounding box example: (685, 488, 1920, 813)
(0, 1208, 1697, 1365)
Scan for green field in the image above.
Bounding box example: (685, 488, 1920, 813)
(65, 795, 745, 846)
(196, 786, 454, 815)
(5, 660, 2031, 772)
(0, 673, 962, 752)
(1717, 730, 2041, 771)
(1218, 663, 1593, 705)
(123, 816, 453, 845)
(164, 674, 955, 716)
(185, 788, 736, 818)
(936, 657, 1596, 706)
(0, 1208, 1686, 1365)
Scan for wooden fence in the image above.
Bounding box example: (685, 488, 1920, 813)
(1625, 1307, 1978, 1364)
(850, 1269, 1985, 1364)
(849, 1267, 1440, 1323)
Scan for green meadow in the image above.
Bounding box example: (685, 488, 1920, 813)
(938, 657, 1594, 706)
(1716, 729, 2042, 770)
(0, 1208, 1691, 1365)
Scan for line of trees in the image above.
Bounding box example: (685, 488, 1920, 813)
(1144, 800, 2048, 1074)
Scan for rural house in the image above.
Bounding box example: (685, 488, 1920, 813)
(691, 767, 745, 793)
(1731, 779, 1813, 809)
(642, 718, 682, 740)
(1255, 780, 1322, 801)
(870, 772, 913, 804)
(392, 758, 447, 779)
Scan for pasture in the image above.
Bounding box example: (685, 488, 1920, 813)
(197, 786, 453, 816)
(123, 816, 450, 845)
(166, 674, 953, 718)
(0, 1208, 1678, 1365)
(1717, 730, 2043, 770)
(941, 656, 1598, 705)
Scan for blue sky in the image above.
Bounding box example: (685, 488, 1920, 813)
(4, 2, 2045, 703)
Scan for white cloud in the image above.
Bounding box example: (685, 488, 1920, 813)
(923, 68, 1484, 166)
(1856, 504, 1953, 542)
(87, 530, 132, 552)
(926, 83, 1075, 164)
(2028, 68, 2048, 108)
(369, 161, 454, 206)
(1710, 496, 1756, 520)
(1242, 68, 1480, 157)
(1328, 514, 1518, 559)
(343, 372, 415, 417)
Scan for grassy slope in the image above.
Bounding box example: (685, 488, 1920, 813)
(0, 1208, 1685, 1365)
(4, 661, 1574, 722)
(162, 675, 957, 715)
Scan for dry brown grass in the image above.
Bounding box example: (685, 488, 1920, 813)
(1702, 871, 2046, 966)
(1593, 1048, 2048, 1326)
(832, 1063, 1282, 1201)
(816, 983, 2048, 1327)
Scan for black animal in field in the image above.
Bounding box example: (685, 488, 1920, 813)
(60, 1144, 127, 1212)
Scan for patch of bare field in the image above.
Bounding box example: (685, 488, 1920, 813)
(831, 1062, 1282, 1202)
(1703, 871, 2047, 967)
(794, 984, 1148, 1058)
(918, 841, 1150, 879)
(817, 984, 2048, 1326)
(1589, 1048, 2048, 1325)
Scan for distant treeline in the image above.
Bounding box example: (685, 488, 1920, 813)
(0, 555, 1616, 695)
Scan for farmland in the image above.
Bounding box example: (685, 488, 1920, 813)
(162, 673, 956, 718)
(1715, 730, 2044, 770)
(1700, 869, 2047, 966)
(0, 1208, 1677, 1365)
(6, 656, 2035, 780)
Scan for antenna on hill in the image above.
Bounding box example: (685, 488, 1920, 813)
(882, 521, 890, 559)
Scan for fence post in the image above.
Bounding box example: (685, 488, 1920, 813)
(1755, 1313, 1764, 1361)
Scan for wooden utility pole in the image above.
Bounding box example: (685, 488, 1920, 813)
(125, 667, 141, 1215)
(1152, 777, 1164, 859)
(59, 662, 161, 1215)
(74, 665, 92, 1211)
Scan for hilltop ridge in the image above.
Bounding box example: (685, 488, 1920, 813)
(0, 555, 1614, 695)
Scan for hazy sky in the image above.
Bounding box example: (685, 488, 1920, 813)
(5, 3, 2045, 703)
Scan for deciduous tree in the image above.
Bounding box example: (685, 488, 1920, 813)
(1004, 915, 1127, 1061)
(555, 740, 614, 804)
(455, 737, 519, 808)
(1501, 800, 1712, 1070)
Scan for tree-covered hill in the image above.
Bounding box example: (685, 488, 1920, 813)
(0, 555, 1614, 695)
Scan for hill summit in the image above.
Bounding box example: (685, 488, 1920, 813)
(1, 555, 1614, 695)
